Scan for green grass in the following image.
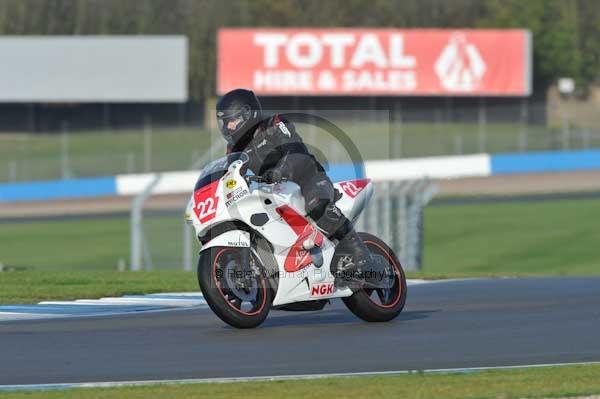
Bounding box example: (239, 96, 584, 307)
(0, 217, 130, 270)
(2, 364, 600, 399)
(0, 127, 219, 182)
(1, 121, 584, 183)
(0, 214, 185, 270)
(423, 199, 600, 276)
(0, 270, 197, 305)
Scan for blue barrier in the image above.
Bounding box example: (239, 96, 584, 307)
(0, 176, 117, 202)
(2, 149, 600, 202)
(491, 149, 600, 175)
(326, 163, 365, 182)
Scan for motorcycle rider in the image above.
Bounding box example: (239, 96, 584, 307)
(216, 88, 371, 277)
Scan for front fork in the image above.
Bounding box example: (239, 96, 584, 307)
(226, 247, 255, 291)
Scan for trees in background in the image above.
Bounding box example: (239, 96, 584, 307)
(0, 0, 597, 98)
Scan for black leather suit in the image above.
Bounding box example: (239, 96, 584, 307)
(228, 114, 350, 240)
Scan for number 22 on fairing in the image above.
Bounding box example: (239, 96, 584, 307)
(194, 181, 219, 223)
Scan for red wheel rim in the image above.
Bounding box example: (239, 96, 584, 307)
(361, 240, 403, 309)
(212, 248, 267, 316)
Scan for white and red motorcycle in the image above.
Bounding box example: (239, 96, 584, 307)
(186, 152, 406, 328)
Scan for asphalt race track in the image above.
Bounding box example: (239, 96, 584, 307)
(1, 277, 599, 386)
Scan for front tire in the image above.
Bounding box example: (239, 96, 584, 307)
(342, 232, 407, 322)
(198, 246, 272, 329)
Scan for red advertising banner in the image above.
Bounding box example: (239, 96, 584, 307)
(218, 29, 531, 96)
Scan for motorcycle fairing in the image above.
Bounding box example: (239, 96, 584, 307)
(187, 157, 371, 306)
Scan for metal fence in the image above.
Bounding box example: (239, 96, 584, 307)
(129, 140, 224, 271)
(3, 102, 600, 183)
(355, 180, 438, 271)
(3, 125, 600, 184)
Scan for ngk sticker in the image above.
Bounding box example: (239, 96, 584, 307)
(311, 283, 334, 297)
(435, 33, 486, 92)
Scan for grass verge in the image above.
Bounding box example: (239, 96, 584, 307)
(424, 199, 600, 275)
(0, 270, 198, 305)
(2, 364, 600, 399)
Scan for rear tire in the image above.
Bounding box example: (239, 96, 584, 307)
(198, 246, 272, 329)
(342, 232, 407, 322)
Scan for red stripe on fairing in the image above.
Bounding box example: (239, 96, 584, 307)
(276, 205, 325, 273)
(276, 205, 310, 235)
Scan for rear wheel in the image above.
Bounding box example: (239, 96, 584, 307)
(198, 246, 272, 328)
(342, 232, 407, 322)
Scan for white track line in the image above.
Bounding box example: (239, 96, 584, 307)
(0, 294, 208, 322)
(0, 279, 446, 322)
(1, 361, 599, 392)
(39, 299, 205, 307)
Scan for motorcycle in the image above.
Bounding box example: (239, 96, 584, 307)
(185, 152, 406, 328)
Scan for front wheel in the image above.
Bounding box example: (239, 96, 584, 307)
(342, 232, 407, 322)
(198, 246, 272, 328)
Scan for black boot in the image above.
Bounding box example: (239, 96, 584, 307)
(339, 229, 372, 275)
(312, 203, 371, 280)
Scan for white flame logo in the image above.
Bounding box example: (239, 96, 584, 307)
(435, 33, 486, 92)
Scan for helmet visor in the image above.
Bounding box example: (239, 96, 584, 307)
(217, 115, 244, 133)
(217, 107, 251, 142)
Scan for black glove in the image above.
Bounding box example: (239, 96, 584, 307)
(263, 168, 283, 184)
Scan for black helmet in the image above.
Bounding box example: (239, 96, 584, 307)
(216, 89, 262, 145)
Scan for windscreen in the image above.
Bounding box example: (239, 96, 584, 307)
(194, 152, 247, 190)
